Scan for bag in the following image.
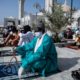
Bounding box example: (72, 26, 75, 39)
(71, 68, 80, 80)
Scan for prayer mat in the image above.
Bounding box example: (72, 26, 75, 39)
(0, 62, 39, 79)
(66, 45, 80, 50)
(0, 62, 20, 78)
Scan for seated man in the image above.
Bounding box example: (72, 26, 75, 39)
(73, 30, 80, 48)
(75, 35, 80, 48)
(0, 26, 19, 47)
(18, 25, 34, 46)
(16, 21, 59, 79)
(4, 26, 19, 46)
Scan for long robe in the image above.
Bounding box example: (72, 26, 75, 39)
(16, 33, 59, 76)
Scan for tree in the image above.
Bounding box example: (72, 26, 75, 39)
(45, 4, 68, 32)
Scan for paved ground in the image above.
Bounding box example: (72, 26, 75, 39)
(0, 47, 80, 80)
(35, 47, 80, 80)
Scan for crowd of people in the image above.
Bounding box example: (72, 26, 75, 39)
(0, 24, 34, 47)
(53, 22, 80, 48)
(0, 21, 60, 79)
(0, 20, 80, 79)
(1, 21, 80, 48)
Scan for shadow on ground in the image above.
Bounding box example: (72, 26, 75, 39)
(58, 57, 80, 71)
(16, 57, 80, 79)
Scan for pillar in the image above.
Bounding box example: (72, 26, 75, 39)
(18, 0, 25, 20)
(45, 0, 53, 13)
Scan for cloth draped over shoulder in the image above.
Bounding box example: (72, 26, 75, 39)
(18, 31, 34, 46)
(16, 33, 59, 76)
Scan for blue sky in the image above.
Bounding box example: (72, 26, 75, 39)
(0, 0, 44, 24)
(57, 0, 80, 9)
(0, 0, 80, 24)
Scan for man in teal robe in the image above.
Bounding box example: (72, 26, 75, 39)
(16, 21, 59, 79)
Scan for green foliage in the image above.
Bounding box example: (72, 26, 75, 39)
(45, 4, 68, 32)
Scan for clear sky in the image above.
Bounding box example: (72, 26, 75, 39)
(0, 0, 44, 24)
(0, 0, 80, 24)
(57, 0, 80, 9)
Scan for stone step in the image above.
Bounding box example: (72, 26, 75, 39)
(0, 56, 21, 64)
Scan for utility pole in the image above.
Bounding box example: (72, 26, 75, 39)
(33, 0, 40, 25)
(70, 0, 73, 22)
